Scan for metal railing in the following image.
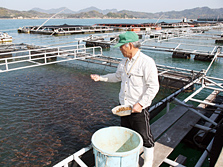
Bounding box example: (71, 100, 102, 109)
(141, 44, 223, 57)
(53, 145, 92, 167)
(0, 44, 102, 73)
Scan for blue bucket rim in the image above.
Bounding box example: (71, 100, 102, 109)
(91, 126, 143, 157)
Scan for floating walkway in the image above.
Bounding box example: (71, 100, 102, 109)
(49, 45, 223, 166)
(82, 34, 119, 49)
(141, 44, 223, 61)
(79, 27, 211, 49)
(96, 20, 220, 30)
(0, 43, 42, 58)
(0, 44, 102, 72)
(80, 25, 223, 61)
(17, 19, 221, 36)
(0, 42, 221, 90)
(18, 24, 114, 36)
(0, 44, 200, 91)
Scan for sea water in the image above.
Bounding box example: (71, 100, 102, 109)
(0, 18, 222, 166)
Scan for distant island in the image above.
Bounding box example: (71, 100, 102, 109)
(0, 6, 223, 20)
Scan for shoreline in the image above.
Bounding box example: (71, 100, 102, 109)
(0, 17, 184, 21)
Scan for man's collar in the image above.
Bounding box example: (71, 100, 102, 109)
(129, 50, 140, 61)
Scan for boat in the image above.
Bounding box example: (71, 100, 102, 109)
(0, 32, 12, 43)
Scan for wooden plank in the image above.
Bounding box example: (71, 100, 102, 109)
(152, 90, 219, 167)
(153, 109, 201, 167)
(139, 106, 188, 166)
(157, 110, 200, 148)
(198, 90, 219, 108)
(153, 143, 173, 166)
(151, 105, 188, 140)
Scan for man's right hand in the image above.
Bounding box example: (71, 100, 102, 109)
(90, 74, 100, 81)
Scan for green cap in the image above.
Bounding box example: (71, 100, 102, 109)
(114, 31, 139, 47)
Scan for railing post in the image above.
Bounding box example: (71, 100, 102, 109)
(74, 49, 76, 59)
(166, 102, 170, 113)
(44, 53, 47, 64)
(29, 50, 31, 60)
(5, 59, 8, 71)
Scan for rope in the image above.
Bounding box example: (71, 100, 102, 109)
(34, 8, 67, 31)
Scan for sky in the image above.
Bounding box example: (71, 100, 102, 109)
(0, 0, 222, 13)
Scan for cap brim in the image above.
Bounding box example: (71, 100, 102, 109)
(113, 42, 125, 48)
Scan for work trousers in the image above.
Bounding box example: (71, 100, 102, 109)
(121, 107, 155, 148)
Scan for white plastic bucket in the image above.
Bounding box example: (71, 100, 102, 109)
(91, 126, 143, 167)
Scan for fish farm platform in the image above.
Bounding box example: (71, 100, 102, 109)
(53, 85, 223, 167)
(2, 22, 223, 166)
(18, 24, 114, 36)
(0, 43, 42, 58)
(0, 44, 201, 91)
(17, 20, 221, 36)
(79, 25, 223, 61)
(96, 20, 220, 29)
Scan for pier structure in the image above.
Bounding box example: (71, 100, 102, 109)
(79, 31, 145, 49)
(96, 20, 221, 30)
(52, 51, 223, 167)
(79, 26, 211, 48)
(141, 43, 223, 61)
(0, 41, 222, 90)
(0, 43, 41, 54)
(18, 24, 114, 36)
(140, 25, 223, 61)
(96, 23, 157, 32)
(80, 24, 223, 61)
(76, 54, 203, 91)
(17, 19, 222, 36)
(0, 43, 43, 59)
(1, 43, 223, 166)
(0, 43, 202, 91)
(80, 33, 120, 49)
(43, 37, 222, 166)
(2, 24, 223, 166)
(0, 44, 102, 73)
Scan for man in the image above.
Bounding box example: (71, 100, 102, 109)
(90, 31, 159, 167)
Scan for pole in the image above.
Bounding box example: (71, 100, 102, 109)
(34, 8, 67, 31)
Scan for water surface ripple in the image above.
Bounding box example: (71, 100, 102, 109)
(0, 64, 121, 166)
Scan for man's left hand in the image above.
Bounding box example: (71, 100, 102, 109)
(132, 103, 143, 113)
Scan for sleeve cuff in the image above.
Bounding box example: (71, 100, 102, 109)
(99, 76, 108, 82)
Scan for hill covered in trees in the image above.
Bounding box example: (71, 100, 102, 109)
(0, 6, 222, 20)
